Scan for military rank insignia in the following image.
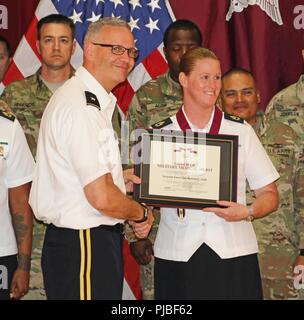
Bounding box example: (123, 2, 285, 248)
(224, 113, 244, 123)
(85, 91, 100, 111)
(0, 100, 15, 122)
(152, 117, 173, 129)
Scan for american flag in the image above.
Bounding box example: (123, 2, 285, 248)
(1, 0, 174, 113)
(1, 0, 174, 299)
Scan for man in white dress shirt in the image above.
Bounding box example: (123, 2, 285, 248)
(29, 18, 153, 300)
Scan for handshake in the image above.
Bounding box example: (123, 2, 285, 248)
(123, 168, 154, 240)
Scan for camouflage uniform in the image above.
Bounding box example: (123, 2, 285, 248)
(262, 75, 304, 299)
(1, 70, 53, 159)
(0, 68, 74, 300)
(247, 112, 304, 299)
(128, 72, 182, 130)
(265, 74, 304, 140)
(125, 72, 183, 299)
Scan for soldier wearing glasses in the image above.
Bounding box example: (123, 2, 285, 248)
(29, 17, 153, 300)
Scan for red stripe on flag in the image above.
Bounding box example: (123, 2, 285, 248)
(24, 16, 41, 60)
(2, 61, 25, 86)
(113, 80, 135, 114)
(123, 239, 142, 300)
(142, 49, 168, 79)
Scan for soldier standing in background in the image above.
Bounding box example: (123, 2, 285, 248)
(221, 67, 304, 299)
(265, 49, 304, 141)
(1, 14, 76, 158)
(0, 14, 76, 300)
(125, 19, 202, 300)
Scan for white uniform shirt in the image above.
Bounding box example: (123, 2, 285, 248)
(29, 66, 125, 229)
(154, 108, 280, 261)
(0, 117, 34, 257)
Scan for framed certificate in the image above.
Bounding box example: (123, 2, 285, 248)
(133, 129, 238, 208)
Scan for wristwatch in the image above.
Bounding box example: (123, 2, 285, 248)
(245, 206, 255, 222)
(135, 203, 148, 223)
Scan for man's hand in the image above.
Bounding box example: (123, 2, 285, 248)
(123, 168, 141, 193)
(129, 208, 154, 239)
(10, 269, 30, 299)
(130, 239, 154, 265)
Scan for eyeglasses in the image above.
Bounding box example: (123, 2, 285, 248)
(91, 43, 139, 59)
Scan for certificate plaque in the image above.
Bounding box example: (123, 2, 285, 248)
(133, 129, 238, 208)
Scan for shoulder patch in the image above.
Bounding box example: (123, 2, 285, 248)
(151, 117, 172, 129)
(224, 113, 244, 124)
(0, 100, 15, 122)
(85, 91, 100, 111)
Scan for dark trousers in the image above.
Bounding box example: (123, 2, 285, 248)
(155, 243, 263, 300)
(0, 254, 18, 300)
(42, 223, 124, 300)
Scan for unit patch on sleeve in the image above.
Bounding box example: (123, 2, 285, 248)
(85, 91, 100, 111)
